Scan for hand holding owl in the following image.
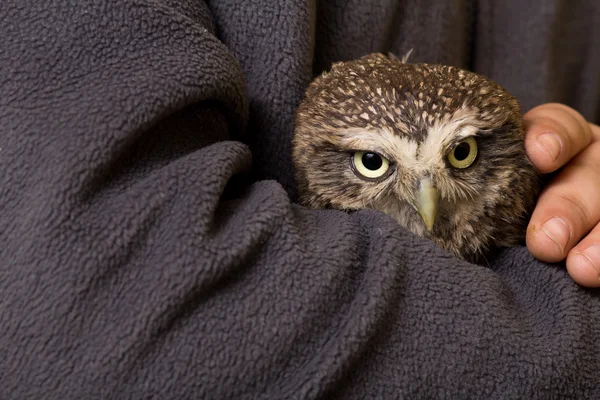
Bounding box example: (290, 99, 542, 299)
(524, 103, 600, 287)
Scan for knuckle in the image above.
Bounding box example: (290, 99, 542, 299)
(548, 190, 590, 230)
(546, 104, 591, 139)
(535, 108, 590, 152)
(570, 142, 600, 174)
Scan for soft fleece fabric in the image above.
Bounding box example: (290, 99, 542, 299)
(1, 0, 599, 398)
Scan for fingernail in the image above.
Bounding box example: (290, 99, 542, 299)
(575, 245, 600, 279)
(541, 217, 570, 254)
(537, 132, 563, 161)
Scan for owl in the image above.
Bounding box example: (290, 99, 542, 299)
(292, 53, 541, 262)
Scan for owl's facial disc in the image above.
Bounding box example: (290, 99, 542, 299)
(344, 129, 480, 233)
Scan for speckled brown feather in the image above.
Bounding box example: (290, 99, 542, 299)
(292, 53, 541, 262)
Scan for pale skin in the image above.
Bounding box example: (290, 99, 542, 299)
(525, 103, 600, 287)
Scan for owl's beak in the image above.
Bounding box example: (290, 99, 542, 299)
(415, 178, 439, 231)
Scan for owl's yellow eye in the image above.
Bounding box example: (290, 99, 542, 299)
(352, 151, 390, 179)
(447, 137, 478, 169)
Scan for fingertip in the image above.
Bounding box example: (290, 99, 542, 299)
(524, 135, 562, 173)
(523, 103, 593, 173)
(566, 251, 600, 288)
(526, 221, 567, 263)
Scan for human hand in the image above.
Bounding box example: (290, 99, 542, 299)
(524, 103, 600, 287)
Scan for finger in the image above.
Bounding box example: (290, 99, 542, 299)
(566, 232, 600, 288)
(564, 122, 600, 287)
(523, 103, 593, 173)
(526, 139, 600, 263)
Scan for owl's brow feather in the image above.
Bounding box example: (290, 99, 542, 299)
(417, 106, 489, 164)
(333, 126, 417, 163)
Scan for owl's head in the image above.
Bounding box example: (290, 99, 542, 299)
(293, 53, 541, 261)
